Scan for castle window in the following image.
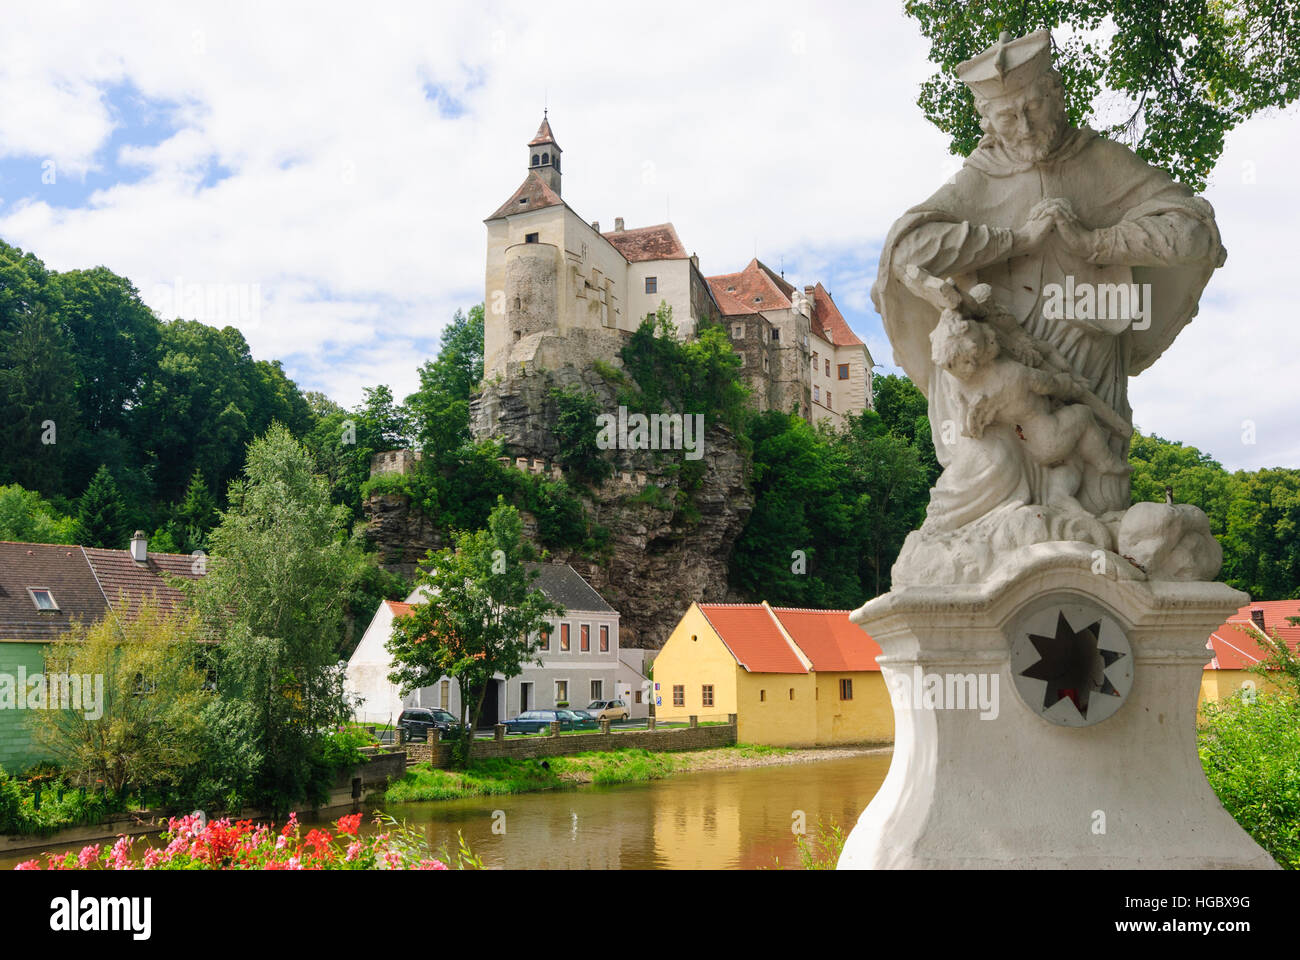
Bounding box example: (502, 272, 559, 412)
(541, 152, 549, 164)
(519, 198, 528, 205)
(525, 232, 539, 243)
(814, 385, 820, 402)
(738, 354, 745, 366)
(645, 276, 657, 294)
(532, 155, 540, 166)
(754, 296, 762, 303)
(839, 363, 850, 380)
(731, 324, 744, 339)
(514, 331, 522, 342)
(763, 355, 769, 371)
(726, 286, 735, 293)
(827, 390, 832, 410)
(771, 328, 780, 342)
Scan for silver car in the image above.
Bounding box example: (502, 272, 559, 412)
(585, 699, 630, 721)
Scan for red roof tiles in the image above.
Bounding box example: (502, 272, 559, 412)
(1206, 601, 1300, 670)
(486, 171, 565, 221)
(811, 282, 864, 347)
(770, 607, 881, 672)
(698, 604, 807, 674)
(602, 223, 688, 263)
(706, 259, 792, 316)
(528, 115, 559, 148)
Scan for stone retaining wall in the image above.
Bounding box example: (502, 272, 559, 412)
(405, 722, 737, 768)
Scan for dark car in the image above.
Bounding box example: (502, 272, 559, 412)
(503, 710, 573, 735)
(561, 708, 599, 730)
(398, 708, 462, 742)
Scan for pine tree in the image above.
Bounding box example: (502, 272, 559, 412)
(173, 467, 218, 552)
(75, 464, 130, 548)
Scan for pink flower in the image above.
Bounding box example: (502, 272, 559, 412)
(142, 848, 162, 870)
(77, 844, 100, 869)
(345, 840, 363, 862)
(108, 836, 134, 870)
(417, 859, 449, 870)
(14, 860, 40, 871)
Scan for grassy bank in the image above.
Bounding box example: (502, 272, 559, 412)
(381, 743, 863, 804)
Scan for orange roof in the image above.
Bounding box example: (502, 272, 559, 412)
(810, 282, 864, 347)
(528, 114, 559, 148)
(386, 600, 414, 618)
(770, 607, 881, 672)
(698, 604, 807, 674)
(706, 259, 792, 316)
(486, 170, 564, 221)
(1206, 601, 1300, 670)
(602, 223, 688, 263)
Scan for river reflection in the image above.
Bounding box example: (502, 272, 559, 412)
(380, 750, 891, 870)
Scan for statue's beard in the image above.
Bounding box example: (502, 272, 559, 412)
(1002, 118, 1066, 163)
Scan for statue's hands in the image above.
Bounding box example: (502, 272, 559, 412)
(1039, 200, 1102, 260)
(1011, 210, 1055, 256)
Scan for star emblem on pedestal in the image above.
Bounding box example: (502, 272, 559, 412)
(1019, 611, 1125, 719)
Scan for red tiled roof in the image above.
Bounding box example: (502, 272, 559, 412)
(81, 546, 203, 618)
(386, 601, 414, 618)
(770, 607, 881, 672)
(602, 223, 688, 263)
(528, 115, 559, 148)
(811, 282, 864, 347)
(706, 259, 792, 316)
(486, 171, 564, 221)
(698, 603, 807, 674)
(0, 541, 107, 642)
(1206, 601, 1300, 670)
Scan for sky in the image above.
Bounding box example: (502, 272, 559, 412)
(0, 1, 1295, 472)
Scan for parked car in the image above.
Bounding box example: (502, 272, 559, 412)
(398, 708, 463, 742)
(503, 710, 574, 735)
(561, 708, 599, 730)
(586, 699, 630, 721)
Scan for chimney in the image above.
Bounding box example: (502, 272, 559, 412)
(129, 530, 147, 563)
(1250, 608, 1266, 633)
(614, 217, 625, 232)
(805, 284, 816, 297)
(591, 220, 600, 232)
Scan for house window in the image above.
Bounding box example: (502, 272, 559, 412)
(555, 680, 568, 704)
(672, 685, 685, 707)
(645, 277, 657, 294)
(838, 363, 850, 380)
(789, 688, 795, 700)
(525, 232, 539, 243)
(732, 324, 744, 339)
(580, 624, 590, 652)
(814, 385, 820, 402)
(812, 350, 819, 361)
(635, 690, 643, 703)
(591, 680, 603, 701)
(440, 680, 450, 709)
(702, 684, 714, 707)
(28, 588, 57, 611)
(840, 678, 854, 700)
(760, 689, 766, 702)
(825, 359, 830, 376)
(771, 328, 780, 342)
(599, 625, 609, 652)
(560, 623, 571, 651)
(537, 629, 550, 653)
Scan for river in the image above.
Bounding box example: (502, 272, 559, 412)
(3, 750, 891, 870)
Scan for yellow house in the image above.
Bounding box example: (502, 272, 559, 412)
(1200, 601, 1299, 706)
(652, 602, 891, 747)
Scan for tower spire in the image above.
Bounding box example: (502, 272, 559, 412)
(527, 112, 561, 195)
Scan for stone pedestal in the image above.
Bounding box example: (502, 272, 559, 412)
(838, 545, 1277, 869)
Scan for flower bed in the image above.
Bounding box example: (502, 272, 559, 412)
(13, 811, 477, 870)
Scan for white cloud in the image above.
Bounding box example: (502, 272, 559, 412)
(0, 1, 1295, 471)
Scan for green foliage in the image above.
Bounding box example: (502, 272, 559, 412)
(619, 304, 750, 433)
(0, 483, 78, 543)
(386, 500, 563, 766)
(873, 373, 941, 486)
(1199, 693, 1300, 868)
(0, 304, 80, 495)
(550, 386, 614, 485)
(187, 423, 370, 813)
(27, 599, 214, 797)
(74, 464, 131, 549)
(905, 0, 1300, 189)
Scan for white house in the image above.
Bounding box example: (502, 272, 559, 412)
(344, 562, 623, 728)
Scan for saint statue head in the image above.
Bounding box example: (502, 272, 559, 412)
(958, 29, 1069, 163)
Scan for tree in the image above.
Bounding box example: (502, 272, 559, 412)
(404, 304, 484, 457)
(386, 500, 563, 766)
(0, 483, 78, 543)
(187, 423, 368, 812)
(75, 464, 131, 549)
(172, 468, 219, 553)
(906, 0, 1300, 189)
(0, 305, 80, 494)
(27, 599, 213, 796)
(873, 373, 941, 485)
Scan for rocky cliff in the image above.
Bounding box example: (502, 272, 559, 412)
(363, 362, 753, 649)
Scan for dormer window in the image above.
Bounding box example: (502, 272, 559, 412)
(29, 588, 57, 611)
(753, 296, 762, 303)
(519, 197, 528, 205)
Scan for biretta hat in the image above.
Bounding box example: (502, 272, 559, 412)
(956, 29, 1053, 100)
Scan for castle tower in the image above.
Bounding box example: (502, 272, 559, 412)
(527, 111, 561, 195)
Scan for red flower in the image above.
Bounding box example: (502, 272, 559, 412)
(336, 813, 363, 836)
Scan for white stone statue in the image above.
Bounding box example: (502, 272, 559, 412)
(874, 29, 1227, 586)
